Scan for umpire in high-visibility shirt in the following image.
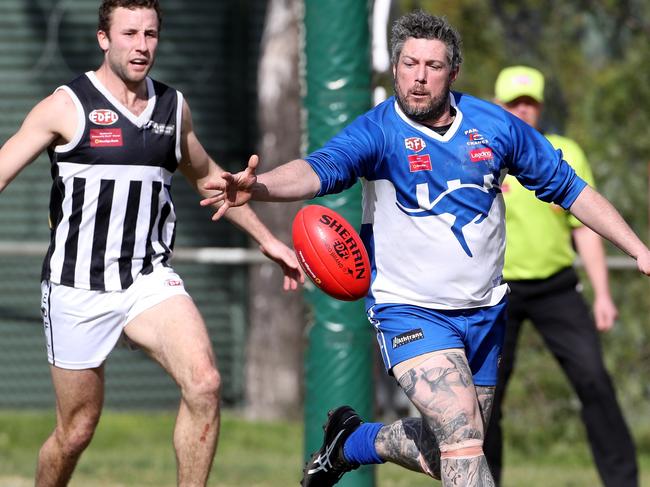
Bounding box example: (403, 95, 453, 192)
(484, 65, 638, 487)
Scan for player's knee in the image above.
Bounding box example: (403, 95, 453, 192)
(182, 363, 221, 410)
(422, 408, 484, 452)
(56, 416, 99, 455)
(439, 439, 484, 460)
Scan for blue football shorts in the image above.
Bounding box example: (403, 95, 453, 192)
(367, 297, 507, 386)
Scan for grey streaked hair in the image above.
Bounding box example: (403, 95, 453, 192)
(390, 10, 463, 71)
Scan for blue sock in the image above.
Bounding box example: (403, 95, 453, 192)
(343, 422, 385, 465)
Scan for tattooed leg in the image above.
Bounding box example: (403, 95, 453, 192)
(475, 385, 495, 429)
(375, 416, 441, 479)
(374, 349, 495, 486)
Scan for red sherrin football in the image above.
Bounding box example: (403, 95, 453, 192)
(292, 205, 371, 301)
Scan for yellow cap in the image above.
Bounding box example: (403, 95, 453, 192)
(494, 66, 544, 103)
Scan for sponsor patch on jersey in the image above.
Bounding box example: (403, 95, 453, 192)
(469, 132, 485, 142)
(404, 137, 426, 152)
(143, 120, 175, 136)
(408, 154, 432, 172)
(469, 147, 493, 162)
(392, 328, 424, 349)
(90, 128, 123, 147)
(165, 279, 183, 287)
(465, 128, 490, 146)
(89, 109, 119, 126)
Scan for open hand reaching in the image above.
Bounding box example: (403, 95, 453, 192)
(201, 154, 260, 220)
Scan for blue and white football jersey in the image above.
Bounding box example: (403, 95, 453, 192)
(305, 92, 586, 310)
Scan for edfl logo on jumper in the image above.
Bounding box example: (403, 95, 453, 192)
(89, 109, 119, 125)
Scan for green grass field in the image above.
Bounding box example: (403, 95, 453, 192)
(0, 411, 647, 486)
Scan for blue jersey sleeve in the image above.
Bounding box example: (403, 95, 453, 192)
(505, 113, 587, 209)
(305, 114, 385, 196)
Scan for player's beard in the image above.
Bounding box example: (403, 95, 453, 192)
(394, 78, 451, 125)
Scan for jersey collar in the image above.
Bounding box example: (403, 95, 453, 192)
(85, 71, 156, 128)
(394, 92, 463, 142)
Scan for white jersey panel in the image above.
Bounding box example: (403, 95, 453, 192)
(363, 179, 508, 309)
(53, 86, 86, 153)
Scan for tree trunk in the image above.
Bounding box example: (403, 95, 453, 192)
(245, 0, 305, 420)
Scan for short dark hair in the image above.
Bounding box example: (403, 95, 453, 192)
(390, 10, 462, 71)
(98, 0, 162, 34)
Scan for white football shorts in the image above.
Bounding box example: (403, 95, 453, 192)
(40, 266, 190, 369)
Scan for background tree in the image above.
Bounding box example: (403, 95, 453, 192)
(245, 0, 305, 420)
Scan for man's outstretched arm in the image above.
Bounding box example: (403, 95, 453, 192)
(200, 156, 321, 220)
(569, 185, 650, 276)
(179, 101, 304, 290)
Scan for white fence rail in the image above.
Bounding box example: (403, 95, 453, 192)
(0, 241, 268, 264)
(0, 241, 638, 268)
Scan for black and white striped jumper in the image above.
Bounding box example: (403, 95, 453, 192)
(42, 71, 183, 291)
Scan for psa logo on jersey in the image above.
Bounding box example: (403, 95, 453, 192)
(89, 109, 119, 126)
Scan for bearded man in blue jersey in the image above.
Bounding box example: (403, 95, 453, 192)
(204, 10, 650, 487)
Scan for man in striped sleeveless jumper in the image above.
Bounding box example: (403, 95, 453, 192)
(0, 1, 302, 485)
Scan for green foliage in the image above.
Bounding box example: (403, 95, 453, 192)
(413, 0, 507, 97)
(577, 38, 650, 231)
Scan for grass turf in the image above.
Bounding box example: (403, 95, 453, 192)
(0, 410, 647, 486)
